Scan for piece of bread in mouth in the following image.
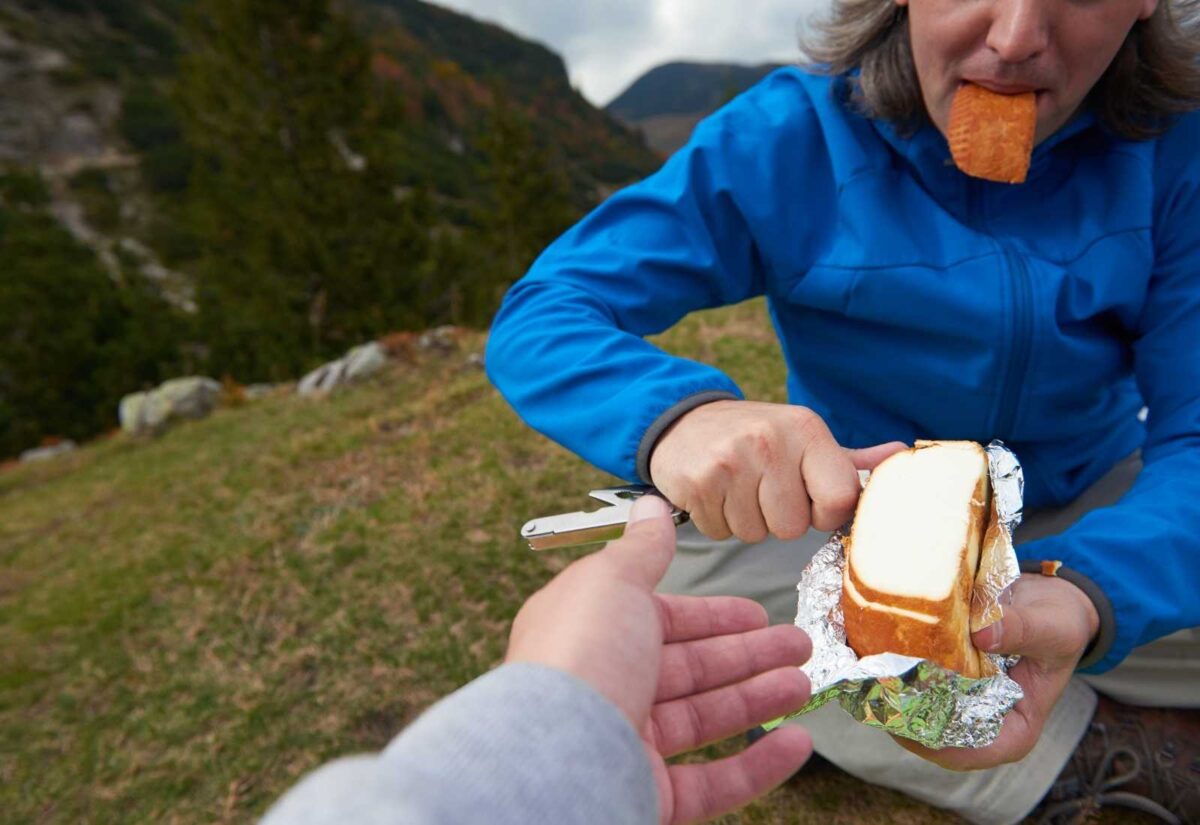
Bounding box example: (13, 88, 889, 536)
(842, 440, 990, 678)
(948, 83, 1037, 184)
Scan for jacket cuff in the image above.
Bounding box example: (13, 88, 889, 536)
(1018, 560, 1116, 671)
(636, 390, 740, 484)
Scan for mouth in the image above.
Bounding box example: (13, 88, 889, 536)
(962, 78, 1044, 96)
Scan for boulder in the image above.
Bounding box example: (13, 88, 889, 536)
(297, 360, 345, 397)
(19, 440, 77, 462)
(344, 342, 387, 381)
(298, 342, 387, 397)
(119, 376, 222, 436)
(418, 325, 460, 354)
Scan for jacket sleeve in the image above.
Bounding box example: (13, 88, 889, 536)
(258, 664, 656, 825)
(485, 73, 832, 483)
(1018, 124, 1200, 673)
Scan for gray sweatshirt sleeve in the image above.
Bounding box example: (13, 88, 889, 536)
(260, 662, 658, 825)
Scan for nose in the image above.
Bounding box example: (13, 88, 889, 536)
(986, 0, 1051, 63)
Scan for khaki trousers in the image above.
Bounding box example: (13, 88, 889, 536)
(657, 453, 1200, 825)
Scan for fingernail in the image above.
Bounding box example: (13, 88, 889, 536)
(630, 495, 670, 523)
(976, 622, 1003, 652)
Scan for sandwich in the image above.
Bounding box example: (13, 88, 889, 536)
(841, 440, 991, 678)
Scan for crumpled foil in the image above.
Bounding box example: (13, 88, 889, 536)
(766, 440, 1026, 749)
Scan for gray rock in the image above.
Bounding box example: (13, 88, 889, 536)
(119, 376, 222, 436)
(297, 360, 345, 397)
(418, 325, 460, 354)
(298, 342, 387, 397)
(343, 342, 387, 381)
(464, 352, 485, 369)
(244, 384, 278, 401)
(118, 391, 152, 434)
(19, 440, 76, 462)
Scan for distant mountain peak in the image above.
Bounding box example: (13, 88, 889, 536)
(605, 60, 788, 156)
(606, 61, 788, 121)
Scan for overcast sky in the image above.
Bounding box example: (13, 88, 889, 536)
(429, 0, 831, 106)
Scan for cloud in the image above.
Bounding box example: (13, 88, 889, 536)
(428, 0, 830, 105)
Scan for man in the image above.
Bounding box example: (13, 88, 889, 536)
(261, 496, 814, 824)
(485, 0, 1200, 821)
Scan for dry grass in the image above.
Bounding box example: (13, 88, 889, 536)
(0, 300, 1149, 824)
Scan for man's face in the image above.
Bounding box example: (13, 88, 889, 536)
(899, 0, 1159, 144)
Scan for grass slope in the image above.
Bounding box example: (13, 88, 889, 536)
(0, 301, 1137, 823)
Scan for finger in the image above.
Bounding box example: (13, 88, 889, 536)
(798, 425, 861, 531)
(845, 441, 908, 471)
(649, 667, 810, 757)
(757, 461, 810, 540)
(893, 690, 1040, 769)
(722, 478, 769, 544)
(655, 594, 768, 643)
(600, 495, 677, 588)
(892, 655, 1061, 770)
(656, 625, 812, 702)
(972, 578, 1096, 663)
(687, 484, 733, 541)
(665, 726, 813, 824)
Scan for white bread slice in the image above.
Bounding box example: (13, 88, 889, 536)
(841, 441, 989, 677)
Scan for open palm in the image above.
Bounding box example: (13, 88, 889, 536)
(507, 497, 814, 824)
(641, 593, 815, 823)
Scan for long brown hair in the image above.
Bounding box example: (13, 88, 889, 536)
(801, 0, 1200, 140)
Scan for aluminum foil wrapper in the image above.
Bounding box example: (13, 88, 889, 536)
(767, 440, 1025, 749)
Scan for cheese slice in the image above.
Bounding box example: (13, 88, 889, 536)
(842, 440, 989, 677)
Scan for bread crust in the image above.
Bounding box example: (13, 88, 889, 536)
(843, 573, 983, 677)
(841, 441, 989, 678)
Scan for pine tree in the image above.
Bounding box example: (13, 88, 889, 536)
(469, 89, 574, 323)
(176, 0, 430, 380)
(0, 171, 185, 458)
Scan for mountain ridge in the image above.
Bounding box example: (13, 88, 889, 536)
(605, 60, 789, 155)
(607, 60, 787, 119)
(0, 0, 660, 459)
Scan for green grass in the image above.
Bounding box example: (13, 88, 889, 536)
(0, 301, 1143, 824)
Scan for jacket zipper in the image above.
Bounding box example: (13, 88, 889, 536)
(994, 242, 1033, 438)
(968, 180, 1032, 439)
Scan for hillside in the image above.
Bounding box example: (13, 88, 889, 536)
(357, 0, 661, 196)
(0, 300, 1133, 824)
(0, 302, 899, 823)
(607, 61, 786, 155)
(0, 0, 657, 257)
(0, 0, 662, 460)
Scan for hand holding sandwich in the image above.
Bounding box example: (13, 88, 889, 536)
(649, 400, 906, 542)
(895, 574, 1100, 770)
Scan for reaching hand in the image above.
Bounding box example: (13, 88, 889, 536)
(648, 400, 906, 542)
(895, 574, 1100, 770)
(506, 495, 815, 824)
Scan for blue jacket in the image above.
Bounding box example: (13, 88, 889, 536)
(486, 68, 1200, 673)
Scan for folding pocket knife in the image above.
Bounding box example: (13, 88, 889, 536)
(521, 485, 689, 551)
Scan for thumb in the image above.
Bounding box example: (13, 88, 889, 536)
(972, 601, 1060, 659)
(972, 578, 1098, 663)
(598, 495, 677, 589)
(846, 441, 908, 472)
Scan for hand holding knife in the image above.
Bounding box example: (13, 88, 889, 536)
(522, 469, 872, 551)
